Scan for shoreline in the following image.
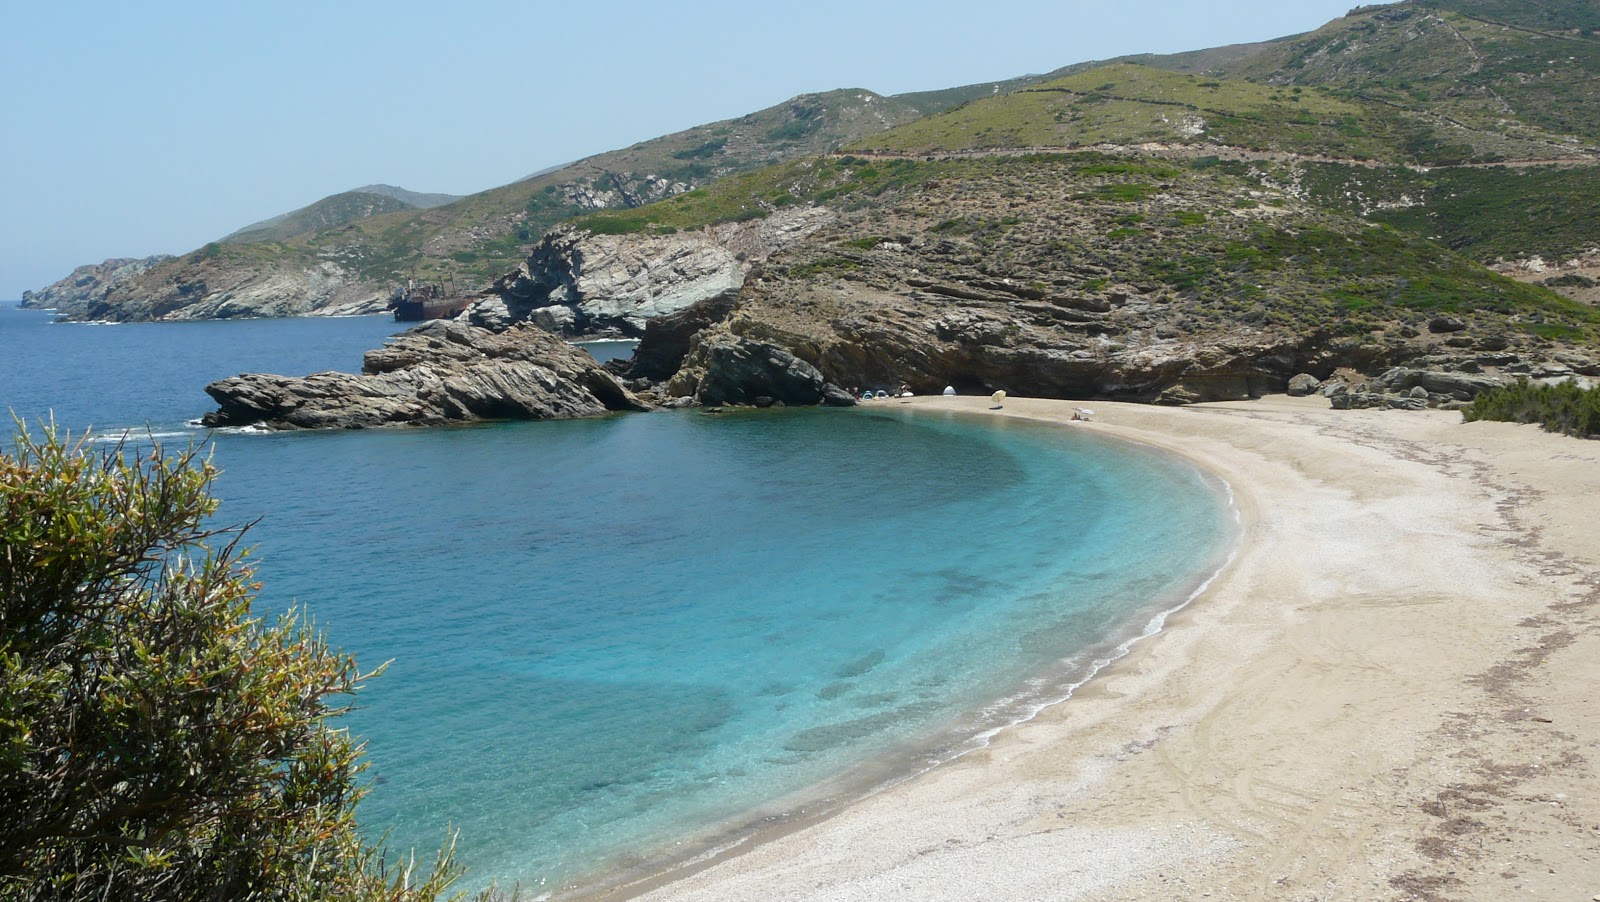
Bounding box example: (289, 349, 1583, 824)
(551, 406, 1242, 900)
(592, 395, 1600, 900)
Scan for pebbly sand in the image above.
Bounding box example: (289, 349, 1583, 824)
(593, 395, 1600, 901)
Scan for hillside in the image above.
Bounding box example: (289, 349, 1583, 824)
(221, 184, 461, 244)
(1224, 1, 1600, 143)
(840, 0, 1600, 297)
(211, 149, 1600, 427)
(39, 0, 1600, 322)
(220, 191, 418, 245)
(40, 81, 1040, 321)
(571, 152, 1598, 356)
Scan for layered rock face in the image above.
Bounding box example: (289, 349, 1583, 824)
(464, 206, 834, 335)
(670, 331, 855, 407)
(611, 156, 1596, 408)
(201, 320, 647, 430)
(83, 258, 387, 321)
(20, 256, 172, 313)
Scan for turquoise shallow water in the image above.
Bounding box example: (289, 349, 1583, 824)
(0, 303, 1232, 892)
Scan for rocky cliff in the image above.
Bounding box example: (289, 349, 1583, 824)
(20, 256, 172, 313)
(463, 205, 834, 335)
(201, 320, 647, 430)
(63, 254, 388, 321)
(611, 153, 1599, 409)
(200, 149, 1599, 430)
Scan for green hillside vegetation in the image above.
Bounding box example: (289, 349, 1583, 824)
(51, 0, 1600, 320)
(239, 85, 1035, 288)
(572, 151, 1600, 346)
(568, 155, 950, 236)
(1464, 378, 1600, 436)
(1437, 0, 1600, 32)
(221, 191, 419, 244)
(220, 185, 461, 245)
(1295, 162, 1600, 263)
(1220, 3, 1600, 149)
(849, 60, 1587, 165)
(299, 1, 1597, 291)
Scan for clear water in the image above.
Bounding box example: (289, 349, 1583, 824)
(0, 302, 1233, 893)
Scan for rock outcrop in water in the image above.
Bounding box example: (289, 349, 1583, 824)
(201, 320, 648, 430)
(20, 256, 173, 314)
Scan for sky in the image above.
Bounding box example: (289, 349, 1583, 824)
(0, 0, 1380, 298)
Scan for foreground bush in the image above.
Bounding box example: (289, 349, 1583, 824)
(1463, 378, 1600, 437)
(0, 425, 465, 901)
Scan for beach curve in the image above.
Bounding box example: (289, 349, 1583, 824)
(586, 395, 1600, 901)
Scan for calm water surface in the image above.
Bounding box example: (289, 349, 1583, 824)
(0, 302, 1231, 892)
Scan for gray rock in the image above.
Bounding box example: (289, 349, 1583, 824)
(821, 383, 858, 407)
(202, 320, 648, 430)
(686, 332, 828, 407)
(1408, 385, 1429, 399)
(1554, 353, 1600, 376)
(1286, 373, 1322, 396)
(19, 255, 174, 314)
(529, 304, 578, 334)
(1376, 367, 1503, 398)
(485, 207, 833, 335)
(1428, 316, 1466, 333)
(623, 291, 740, 381)
(463, 295, 514, 331)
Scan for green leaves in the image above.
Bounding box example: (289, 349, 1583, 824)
(1464, 378, 1600, 436)
(0, 424, 473, 901)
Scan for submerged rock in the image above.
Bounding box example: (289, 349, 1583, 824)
(201, 320, 648, 430)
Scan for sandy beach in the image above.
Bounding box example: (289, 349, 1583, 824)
(597, 395, 1600, 901)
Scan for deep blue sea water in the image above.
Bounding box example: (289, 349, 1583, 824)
(0, 301, 1233, 893)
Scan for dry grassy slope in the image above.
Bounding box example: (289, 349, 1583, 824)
(1197, 2, 1600, 149)
(639, 154, 1598, 403)
(849, 59, 1595, 165)
(70, 83, 1040, 320)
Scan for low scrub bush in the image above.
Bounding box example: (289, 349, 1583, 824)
(1463, 378, 1600, 437)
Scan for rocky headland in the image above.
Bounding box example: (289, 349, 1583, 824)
(597, 154, 1599, 411)
(20, 256, 173, 314)
(201, 320, 647, 430)
(199, 149, 1599, 430)
(31, 84, 1018, 324)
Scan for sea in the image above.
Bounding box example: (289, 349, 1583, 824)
(0, 300, 1235, 894)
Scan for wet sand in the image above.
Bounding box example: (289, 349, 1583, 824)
(600, 395, 1600, 901)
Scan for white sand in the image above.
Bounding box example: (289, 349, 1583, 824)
(595, 396, 1600, 901)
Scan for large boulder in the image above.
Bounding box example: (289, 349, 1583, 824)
(682, 332, 830, 407)
(202, 320, 648, 430)
(1374, 367, 1504, 398)
(622, 290, 740, 381)
(1286, 373, 1322, 396)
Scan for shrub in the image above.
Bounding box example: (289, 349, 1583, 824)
(0, 426, 468, 900)
(1463, 378, 1600, 437)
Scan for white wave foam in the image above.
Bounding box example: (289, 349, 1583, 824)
(87, 428, 198, 445)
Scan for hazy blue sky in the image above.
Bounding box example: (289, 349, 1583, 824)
(1, 0, 1376, 297)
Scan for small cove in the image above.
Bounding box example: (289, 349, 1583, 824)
(0, 303, 1234, 893)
